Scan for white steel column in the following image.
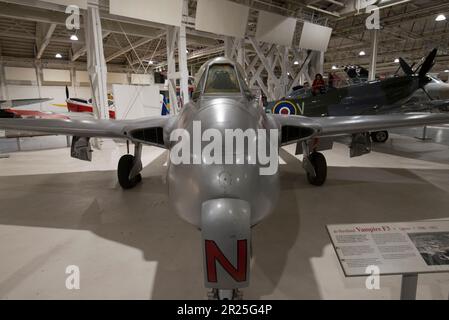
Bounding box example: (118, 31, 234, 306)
(369, 29, 378, 81)
(166, 26, 179, 115)
(224, 37, 232, 58)
(280, 46, 289, 98)
(311, 51, 324, 76)
(237, 39, 245, 67)
(0, 59, 9, 153)
(267, 50, 276, 101)
(0, 58, 9, 101)
(34, 60, 44, 111)
(178, 0, 190, 105)
(85, 0, 108, 120)
(70, 65, 78, 97)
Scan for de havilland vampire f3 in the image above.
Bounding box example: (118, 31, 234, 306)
(1, 57, 449, 299)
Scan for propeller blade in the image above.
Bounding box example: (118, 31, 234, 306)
(399, 57, 414, 75)
(419, 48, 438, 78)
(65, 86, 70, 100)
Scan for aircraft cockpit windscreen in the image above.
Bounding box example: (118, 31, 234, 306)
(204, 64, 241, 94)
(428, 75, 444, 84)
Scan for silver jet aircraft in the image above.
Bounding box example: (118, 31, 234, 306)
(1, 57, 449, 300)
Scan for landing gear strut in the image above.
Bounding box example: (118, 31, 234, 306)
(118, 143, 143, 189)
(302, 141, 327, 186)
(208, 289, 243, 300)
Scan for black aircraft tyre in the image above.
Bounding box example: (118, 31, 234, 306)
(307, 152, 327, 186)
(371, 131, 389, 143)
(118, 154, 142, 189)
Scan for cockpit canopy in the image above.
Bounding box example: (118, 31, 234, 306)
(192, 57, 251, 100)
(205, 64, 241, 93)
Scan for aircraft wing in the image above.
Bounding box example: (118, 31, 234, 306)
(270, 113, 449, 145)
(0, 98, 53, 108)
(0, 116, 172, 149)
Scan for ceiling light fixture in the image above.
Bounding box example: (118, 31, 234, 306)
(359, 51, 366, 56)
(332, 65, 338, 70)
(70, 34, 79, 41)
(394, 58, 400, 63)
(436, 14, 446, 22)
(55, 53, 62, 59)
(294, 61, 299, 65)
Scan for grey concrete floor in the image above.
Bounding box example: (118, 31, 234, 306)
(0, 133, 449, 300)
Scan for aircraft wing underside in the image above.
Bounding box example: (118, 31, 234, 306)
(271, 113, 449, 145)
(0, 98, 53, 108)
(0, 116, 172, 149)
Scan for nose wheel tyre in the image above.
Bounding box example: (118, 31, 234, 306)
(371, 131, 389, 143)
(306, 152, 327, 186)
(118, 154, 142, 189)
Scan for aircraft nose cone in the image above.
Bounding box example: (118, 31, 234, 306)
(218, 171, 232, 187)
(195, 99, 256, 129)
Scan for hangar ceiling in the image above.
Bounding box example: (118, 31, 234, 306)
(0, 0, 448, 77)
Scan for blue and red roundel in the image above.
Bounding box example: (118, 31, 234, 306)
(272, 100, 299, 115)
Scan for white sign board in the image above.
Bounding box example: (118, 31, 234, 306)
(5, 67, 37, 82)
(195, 0, 249, 39)
(108, 73, 128, 85)
(42, 0, 87, 9)
(327, 221, 449, 277)
(131, 74, 153, 85)
(113, 85, 161, 120)
(43, 69, 71, 82)
(299, 22, 333, 52)
(110, 0, 182, 27)
(255, 11, 297, 47)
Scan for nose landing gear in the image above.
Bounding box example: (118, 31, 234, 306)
(302, 141, 327, 186)
(118, 142, 143, 189)
(208, 289, 243, 300)
(371, 130, 389, 143)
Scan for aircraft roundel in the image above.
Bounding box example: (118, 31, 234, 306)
(272, 100, 300, 115)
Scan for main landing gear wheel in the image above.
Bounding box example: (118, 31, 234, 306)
(118, 154, 142, 189)
(306, 152, 327, 186)
(371, 131, 389, 143)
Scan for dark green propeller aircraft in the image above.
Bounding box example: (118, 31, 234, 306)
(267, 49, 439, 143)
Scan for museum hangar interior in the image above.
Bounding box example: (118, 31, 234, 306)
(0, 0, 449, 300)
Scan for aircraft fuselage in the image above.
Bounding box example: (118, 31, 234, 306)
(166, 95, 280, 228)
(270, 75, 423, 117)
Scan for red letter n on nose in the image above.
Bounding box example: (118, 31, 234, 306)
(205, 240, 247, 283)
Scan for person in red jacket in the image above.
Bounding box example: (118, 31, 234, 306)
(312, 73, 326, 95)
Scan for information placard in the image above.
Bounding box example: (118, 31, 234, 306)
(327, 221, 449, 276)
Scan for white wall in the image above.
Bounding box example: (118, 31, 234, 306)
(113, 85, 162, 119)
